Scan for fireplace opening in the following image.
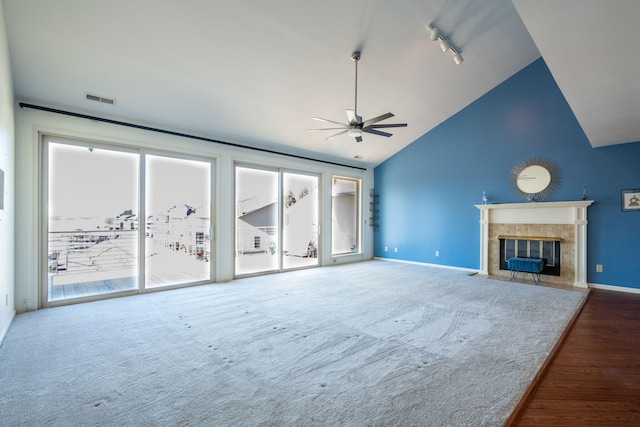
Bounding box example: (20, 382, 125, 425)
(498, 236, 561, 276)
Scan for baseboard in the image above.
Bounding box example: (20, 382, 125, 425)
(373, 257, 479, 274)
(588, 282, 640, 294)
(0, 310, 16, 349)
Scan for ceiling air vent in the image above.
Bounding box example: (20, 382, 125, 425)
(85, 93, 115, 105)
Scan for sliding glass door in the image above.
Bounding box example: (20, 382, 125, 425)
(235, 166, 279, 275)
(45, 138, 214, 303)
(282, 172, 318, 270)
(47, 142, 140, 301)
(145, 155, 211, 288)
(235, 165, 319, 276)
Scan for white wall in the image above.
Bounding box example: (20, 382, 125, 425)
(14, 106, 374, 311)
(0, 2, 16, 341)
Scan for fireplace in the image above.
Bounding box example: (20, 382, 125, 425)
(475, 201, 593, 287)
(498, 236, 561, 276)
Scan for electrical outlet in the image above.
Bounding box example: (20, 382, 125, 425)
(596, 264, 603, 273)
(435, 250, 440, 257)
(394, 247, 398, 252)
(384, 246, 388, 252)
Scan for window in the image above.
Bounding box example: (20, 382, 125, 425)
(332, 177, 360, 255)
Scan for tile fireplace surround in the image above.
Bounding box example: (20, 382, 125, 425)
(475, 201, 594, 288)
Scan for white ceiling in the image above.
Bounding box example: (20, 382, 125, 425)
(2, 0, 637, 168)
(514, 0, 640, 148)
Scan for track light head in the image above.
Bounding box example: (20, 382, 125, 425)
(452, 51, 464, 65)
(428, 24, 439, 41)
(439, 38, 451, 52)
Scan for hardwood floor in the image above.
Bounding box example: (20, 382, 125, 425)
(509, 289, 640, 426)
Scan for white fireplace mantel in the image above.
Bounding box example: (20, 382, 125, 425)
(475, 200, 594, 287)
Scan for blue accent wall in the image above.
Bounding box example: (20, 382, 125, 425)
(374, 58, 640, 289)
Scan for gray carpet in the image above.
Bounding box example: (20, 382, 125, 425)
(0, 260, 586, 426)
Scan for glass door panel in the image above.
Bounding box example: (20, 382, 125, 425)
(145, 155, 211, 288)
(282, 172, 319, 270)
(235, 166, 279, 275)
(47, 142, 139, 302)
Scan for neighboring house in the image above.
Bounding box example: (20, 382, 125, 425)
(237, 201, 277, 255)
(114, 214, 138, 231)
(237, 192, 319, 258)
(149, 204, 210, 258)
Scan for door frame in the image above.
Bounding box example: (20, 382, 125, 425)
(40, 134, 217, 307)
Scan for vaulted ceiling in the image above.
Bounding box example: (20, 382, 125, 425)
(3, 0, 638, 168)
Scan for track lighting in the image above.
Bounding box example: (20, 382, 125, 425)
(427, 24, 463, 65)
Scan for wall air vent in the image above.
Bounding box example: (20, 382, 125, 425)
(85, 93, 116, 105)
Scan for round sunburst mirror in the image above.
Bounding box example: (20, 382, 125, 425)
(511, 158, 560, 202)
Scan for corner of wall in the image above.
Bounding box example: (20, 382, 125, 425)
(0, 0, 16, 345)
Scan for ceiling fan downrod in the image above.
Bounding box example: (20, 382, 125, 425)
(351, 51, 360, 120)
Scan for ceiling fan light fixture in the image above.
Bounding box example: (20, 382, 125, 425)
(348, 128, 363, 138)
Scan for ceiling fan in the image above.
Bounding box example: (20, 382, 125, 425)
(308, 51, 407, 143)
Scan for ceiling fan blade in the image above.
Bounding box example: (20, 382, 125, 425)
(369, 123, 407, 129)
(346, 109, 362, 125)
(326, 129, 349, 140)
(363, 128, 393, 138)
(312, 117, 348, 126)
(362, 112, 395, 127)
(307, 127, 348, 132)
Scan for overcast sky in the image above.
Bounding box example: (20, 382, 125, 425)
(49, 143, 209, 218)
(49, 143, 317, 220)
